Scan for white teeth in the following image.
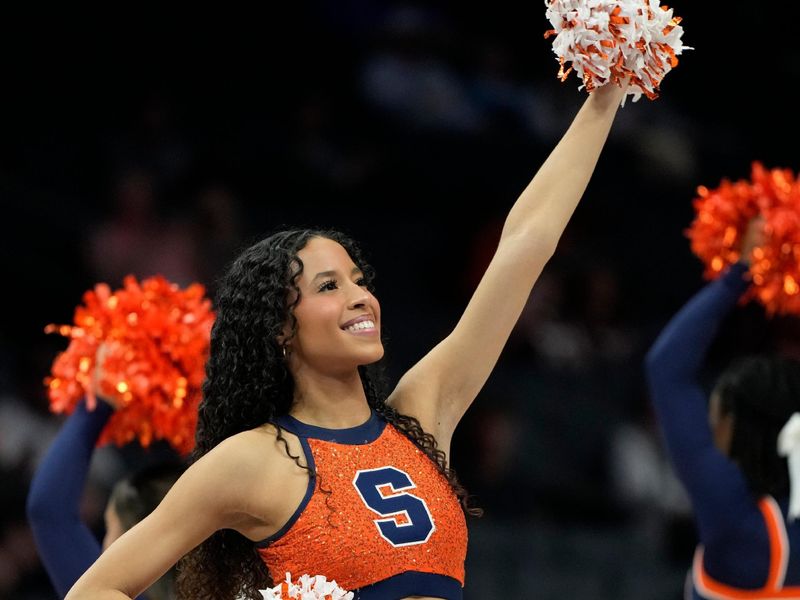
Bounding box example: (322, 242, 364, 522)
(345, 320, 375, 332)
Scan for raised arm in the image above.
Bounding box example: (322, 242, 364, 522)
(644, 218, 762, 486)
(644, 262, 749, 474)
(644, 219, 765, 543)
(389, 83, 627, 445)
(26, 401, 114, 597)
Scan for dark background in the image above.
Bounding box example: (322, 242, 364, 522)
(1, 3, 798, 598)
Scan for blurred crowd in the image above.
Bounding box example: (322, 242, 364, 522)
(2, 3, 799, 598)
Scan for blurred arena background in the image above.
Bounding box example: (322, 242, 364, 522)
(1, 3, 799, 598)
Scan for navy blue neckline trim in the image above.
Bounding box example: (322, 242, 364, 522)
(276, 410, 385, 444)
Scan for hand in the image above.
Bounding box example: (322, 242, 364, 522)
(591, 79, 628, 108)
(91, 343, 120, 409)
(740, 216, 766, 265)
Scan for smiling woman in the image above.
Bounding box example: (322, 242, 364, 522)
(65, 78, 628, 600)
(285, 238, 384, 377)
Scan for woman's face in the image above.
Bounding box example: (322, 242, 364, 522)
(285, 237, 383, 373)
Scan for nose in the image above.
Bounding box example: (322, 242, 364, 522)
(347, 282, 370, 309)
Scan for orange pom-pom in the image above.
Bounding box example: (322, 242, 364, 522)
(686, 162, 800, 316)
(44, 275, 215, 455)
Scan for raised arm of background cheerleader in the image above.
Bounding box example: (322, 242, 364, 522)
(26, 400, 114, 597)
(389, 82, 627, 448)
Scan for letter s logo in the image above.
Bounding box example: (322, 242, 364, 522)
(353, 467, 435, 546)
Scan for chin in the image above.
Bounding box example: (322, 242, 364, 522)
(360, 345, 385, 365)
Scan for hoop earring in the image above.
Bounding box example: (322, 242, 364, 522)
(282, 345, 289, 359)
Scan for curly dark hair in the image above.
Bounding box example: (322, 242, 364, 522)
(176, 228, 479, 600)
(713, 354, 800, 498)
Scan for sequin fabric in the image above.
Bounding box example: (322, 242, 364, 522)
(257, 422, 467, 591)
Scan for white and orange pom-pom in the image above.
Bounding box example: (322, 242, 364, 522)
(259, 573, 354, 600)
(544, 0, 690, 102)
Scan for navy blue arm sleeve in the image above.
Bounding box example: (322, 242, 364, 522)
(26, 401, 113, 598)
(644, 263, 756, 540)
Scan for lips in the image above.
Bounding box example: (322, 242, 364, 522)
(340, 315, 375, 329)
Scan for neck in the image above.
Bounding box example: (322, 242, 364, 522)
(290, 368, 371, 428)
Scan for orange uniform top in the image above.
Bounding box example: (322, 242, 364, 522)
(256, 411, 467, 599)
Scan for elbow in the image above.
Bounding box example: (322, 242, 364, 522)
(643, 343, 688, 403)
(643, 344, 669, 392)
(644, 332, 672, 379)
(25, 480, 72, 533)
(643, 346, 661, 379)
(499, 226, 559, 266)
(520, 225, 560, 257)
(25, 484, 48, 526)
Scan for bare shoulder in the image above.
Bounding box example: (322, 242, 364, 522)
(180, 423, 310, 539)
(199, 423, 308, 488)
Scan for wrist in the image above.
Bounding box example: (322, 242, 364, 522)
(589, 81, 626, 109)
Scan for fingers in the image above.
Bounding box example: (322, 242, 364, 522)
(92, 342, 119, 409)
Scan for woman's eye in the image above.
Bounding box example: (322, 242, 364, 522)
(318, 279, 338, 292)
(356, 277, 368, 287)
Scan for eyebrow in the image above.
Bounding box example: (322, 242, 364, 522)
(311, 266, 363, 281)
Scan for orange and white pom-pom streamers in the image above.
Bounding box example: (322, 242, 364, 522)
(44, 275, 215, 455)
(260, 573, 353, 600)
(544, 0, 690, 103)
(686, 162, 800, 316)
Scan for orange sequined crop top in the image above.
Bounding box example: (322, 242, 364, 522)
(256, 410, 467, 600)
